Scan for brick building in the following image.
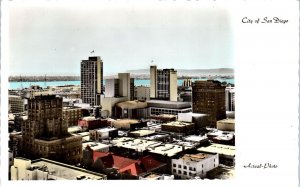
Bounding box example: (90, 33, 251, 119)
(192, 80, 226, 127)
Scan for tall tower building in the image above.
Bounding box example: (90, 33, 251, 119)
(22, 95, 82, 164)
(81, 56, 103, 106)
(192, 80, 226, 127)
(150, 66, 177, 101)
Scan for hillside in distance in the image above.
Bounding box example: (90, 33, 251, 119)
(126, 68, 234, 79)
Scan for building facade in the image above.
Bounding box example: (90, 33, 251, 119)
(192, 80, 226, 127)
(22, 95, 82, 164)
(147, 100, 192, 116)
(150, 66, 177, 101)
(118, 73, 134, 100)
(9, 95, 25, 113)
(81, 56, 103, 106)
(63, 106, 83, 127)
(171, 153, 219, 179)
(135, 86, 150, 101)
(105, 79, 119, 97)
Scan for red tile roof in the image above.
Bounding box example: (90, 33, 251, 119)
(93, 152, 165, 176)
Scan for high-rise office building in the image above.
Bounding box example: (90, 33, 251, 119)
(150, 65, 177, 101)
(81, 56, 103, 106)
(22, 95, 82, 164)
(192, 80, 226, 127)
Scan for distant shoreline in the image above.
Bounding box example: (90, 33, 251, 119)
(9, 75, 234, 82)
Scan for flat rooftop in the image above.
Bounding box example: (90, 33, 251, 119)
(81, 116, 97, 121)
(82, 142, 110, 150)
(184, 135, 207, 142)
(68, 126, 82, 133)
(93, 127, 117, 133)
(112, 119, 140, 125)
(197, 143, 235, 157)
(112, 137, 192, 157)
(162, 121, 194, 127)
(30, 158, 106, 180)
(148, 143, 192, 157)
(181, 153, 214, 162)
(217, 118, 235, 124)
(130, 129, 156, 136)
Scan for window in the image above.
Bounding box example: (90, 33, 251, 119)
(178, 170, 182, 174)
(202, 164, 203, 168)
(183, 171, 187, 175)
(189, 167, 193, 170)
(184, 166, 187, 169)
(178, 165, 182, 168)
(173, 169, 176, 173)
(173, 164, 176, 167)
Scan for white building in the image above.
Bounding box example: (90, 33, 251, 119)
(171, 153, 219, 179)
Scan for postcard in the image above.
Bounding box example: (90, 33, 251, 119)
(1, 0, 299, 186)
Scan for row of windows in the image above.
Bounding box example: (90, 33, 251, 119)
(173, 169, 201, 176)
(173, 164, 197, 171)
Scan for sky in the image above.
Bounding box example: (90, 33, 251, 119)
(8, 2, 234, 76)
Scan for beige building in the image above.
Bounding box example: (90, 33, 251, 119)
(11, 157, 106, 180)
(135, 86, 150, 100)
(217, 118, 235, 131)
